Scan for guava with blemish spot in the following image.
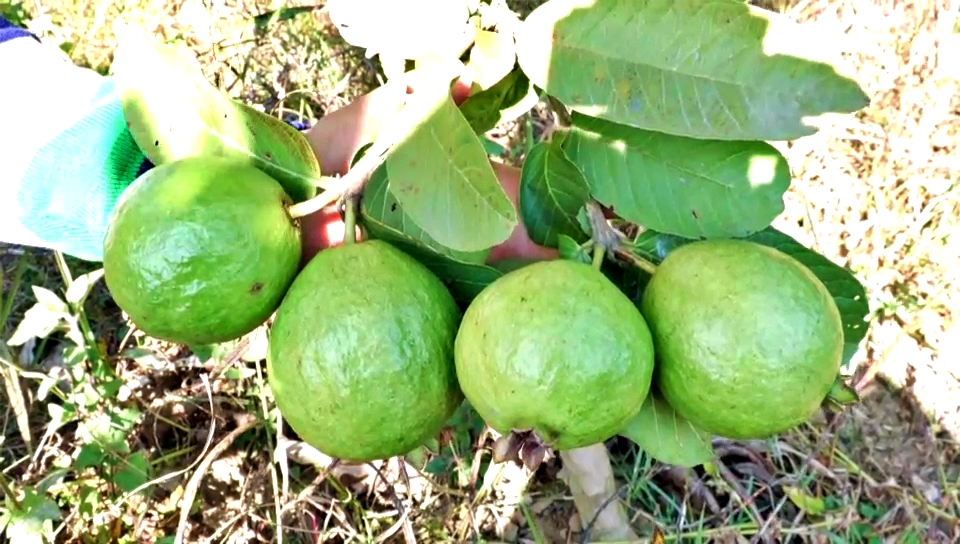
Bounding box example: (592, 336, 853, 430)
(103, 155, 302, 346)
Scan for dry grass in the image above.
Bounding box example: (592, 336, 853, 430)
(1, 0, 958, 542)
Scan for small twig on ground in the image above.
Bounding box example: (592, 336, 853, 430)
(752, 413, 848, 539)
(370, 459, 416, 544)
(255, 358, 284, 544)
(110, 375, 218, 514)
(716, 460, 775, 543)
(713, 439, 778, 475)
(578, 481, 633, 544)
(659, 465, 722, 516)
(0, 471, 20, 508)
(176, 414, 260, 544)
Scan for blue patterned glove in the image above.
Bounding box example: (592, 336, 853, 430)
(0, 16, 152, 262)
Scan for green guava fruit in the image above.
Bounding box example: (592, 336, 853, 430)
(639, 239, 844, 440)
(453, 259, 657, 451)
(103, 155, 302, 346)
(266, 239, 463, 463)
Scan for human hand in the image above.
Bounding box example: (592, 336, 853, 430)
(298, 74, 558, 266)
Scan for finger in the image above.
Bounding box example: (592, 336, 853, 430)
(304, 80, 409, 177)
(299, 205, 364, 265)
(305, 71, 475, 177)
(485, 161, 559, 263)
(299, 160, 557, 265)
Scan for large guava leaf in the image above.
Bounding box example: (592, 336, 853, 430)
(564, 113, 791, 239)
(360, 166, 489, 264)
(514, 0, 870, 141)
(618, 392, 715, 468)
(359, 165, 504, 305)
(110, 26, 320, 202)
(383, 62, 518, 253)
(518, 136, 591, 247)
(627, 227, 870, 366)
(459, 66, 541, 136)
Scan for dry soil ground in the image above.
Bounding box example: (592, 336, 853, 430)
(0, 0, 958, 543)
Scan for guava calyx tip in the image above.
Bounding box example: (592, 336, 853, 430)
(519, 440, 548, 473)
(491, 429, 551, 472)
(492, 432, 524, 464)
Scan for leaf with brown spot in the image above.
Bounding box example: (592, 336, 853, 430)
(382, 60, 518, 253)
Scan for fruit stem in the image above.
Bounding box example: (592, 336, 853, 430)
(287, 138, 392, 219)
(591, 245, 605, 270)
(614, 248, 658, 276)
(547, 95, 573, 129)
(343, 196, 358, 246)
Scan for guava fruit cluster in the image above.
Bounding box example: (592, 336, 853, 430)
(102, 155, 464, 464)
(452, 237, 844, 459)
(103, 153, 844, 467)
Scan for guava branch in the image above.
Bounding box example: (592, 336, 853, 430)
(583, 200, 660, 276)
(287, 138, 392, 219)
(614, 248, 658, 276)
(585, 201, 622, 252)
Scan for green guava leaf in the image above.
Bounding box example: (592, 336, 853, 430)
(557, 234, 591, 264)
(564, 113, 791, 239)
(411, 255, 505, 307)
(822, 376, 860, 412)
(75, 443, 106, 472)
(7, 301, 68, 347)
(360, 165, 504, 305)
(459, 66, 540, 135)
(3, 487, 60, 544)
(518, 137, 591, 247)
(826, 377, 860, 405)
(110, 27, 320, 202)
(114, 451, 152, 493)
(618, 392, 715, 468)
(627, 226, 870, 365)
(627, 230, 689, 263)
(514, 0, 870, 141)
(360, 166, 489, 264)
(384, 65, 518, 253)
(783, 486, 827, 516)
(31, 286, 67, 314)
